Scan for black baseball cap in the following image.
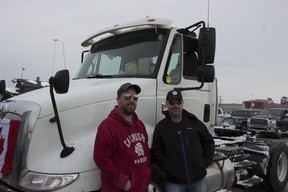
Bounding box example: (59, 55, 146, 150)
(166, 89, 183, 101)
(117, 83, 141, 97)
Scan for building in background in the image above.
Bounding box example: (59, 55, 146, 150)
(12, 77, 49, 94)
(1, 77, 49, 101)
(219, 96, 288, 115)
(243, 97, 288, 110)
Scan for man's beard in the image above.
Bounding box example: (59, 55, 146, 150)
(120, 103, 135, 116)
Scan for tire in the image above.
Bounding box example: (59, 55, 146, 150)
(150, 164, 165, 192)
(265, 142, 288, 192)
(147, 182, 162, 192)
(240, 122, 247, 131)
(275, 127, 283, 139)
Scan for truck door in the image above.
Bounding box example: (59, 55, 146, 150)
(156, 32, 217, 132)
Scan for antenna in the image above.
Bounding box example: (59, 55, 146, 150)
(207, 0, 210, 28)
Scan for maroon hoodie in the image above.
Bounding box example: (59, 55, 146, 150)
(94, 106, 150, 192)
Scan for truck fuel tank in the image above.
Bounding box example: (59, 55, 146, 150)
(207, 152, 235, 191)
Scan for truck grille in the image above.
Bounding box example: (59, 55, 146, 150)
(250, 118, 268, 126)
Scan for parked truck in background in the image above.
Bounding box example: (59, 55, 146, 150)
(231, 109, 259, 130)
(0, 17, 287, 192)
(248, 108, 288, 138)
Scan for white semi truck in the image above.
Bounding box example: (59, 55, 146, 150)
(0, 17, 287, 192)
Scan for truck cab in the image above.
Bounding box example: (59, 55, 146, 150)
(0, 18, 218, 191)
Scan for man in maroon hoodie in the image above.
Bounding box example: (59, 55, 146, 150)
(94, 82, 151, 192)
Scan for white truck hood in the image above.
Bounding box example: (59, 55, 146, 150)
(12, 78, 155, 118)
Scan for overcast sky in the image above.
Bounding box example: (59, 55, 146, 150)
(1, 0, 287, 104)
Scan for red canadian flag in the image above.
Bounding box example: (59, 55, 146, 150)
(0, 119, 20, 177)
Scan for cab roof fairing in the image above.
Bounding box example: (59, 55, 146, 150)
(81, 17, 174, 47)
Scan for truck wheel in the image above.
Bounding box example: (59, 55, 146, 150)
(147, 182, 162, 192)
(242, 123, 248, 131)
(265, 142, 288, 192)
(275, 127, 283, 139)
(150, 164, 165, 192)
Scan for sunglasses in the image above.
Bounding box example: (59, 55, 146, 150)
(123, 94, 139, 101)
(169, 100, 182, 105)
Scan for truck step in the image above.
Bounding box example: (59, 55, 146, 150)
(213, 151, 228, 161)
(236, 175, 263, 188)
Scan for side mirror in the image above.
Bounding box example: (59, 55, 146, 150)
(198, 28, 216, 64)
(0, 80, 5, 95)
(49, 70, 70, 94)
(48, 69, 74, 158)
(197, 65, 215, 83)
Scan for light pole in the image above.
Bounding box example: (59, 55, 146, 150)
(20, 67, 25, 79)
(219, 95, 223, 104)
(52, 39, 67, 75)
(250, 94, 254, 110)
(61, 41, 66, 69)
(52, 39, 58, 75)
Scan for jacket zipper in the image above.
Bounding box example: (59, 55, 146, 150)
(179, 129, 191, 184)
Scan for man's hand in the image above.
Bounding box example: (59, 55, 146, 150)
(124, 180, 131, 191)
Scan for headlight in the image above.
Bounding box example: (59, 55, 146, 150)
(247, 118, 251, 123)
(268, 119, 276, 125)
(19, 171, 78, 191)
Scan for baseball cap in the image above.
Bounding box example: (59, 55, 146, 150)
(117, 83, 141, 97)
(166, 89, 183, 101)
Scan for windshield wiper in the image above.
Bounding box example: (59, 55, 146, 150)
(87, 74, 112, 79)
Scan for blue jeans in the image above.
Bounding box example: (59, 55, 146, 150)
(166, 177, 207, 192)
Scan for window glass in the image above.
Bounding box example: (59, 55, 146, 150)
(74, 29, 169, 79)
(182, 35, 199, 80)
(98, 54, 121, 75)
(164, 35, 182, 84)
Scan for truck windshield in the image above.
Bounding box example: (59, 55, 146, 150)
(231, 110, 257, 117)
(74, 28, 169, 79)
(258, 109, 284, 117)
